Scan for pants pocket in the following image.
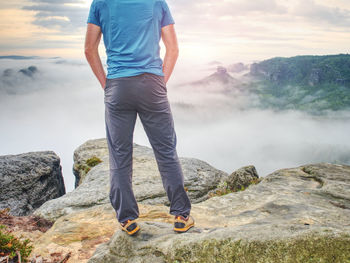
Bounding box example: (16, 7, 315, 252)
(145, 73, 167, 93)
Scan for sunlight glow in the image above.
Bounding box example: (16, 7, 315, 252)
(64, 0, 90, 8)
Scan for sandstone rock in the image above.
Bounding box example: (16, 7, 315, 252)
(0, 151, 65, 216)
(85, 163, 350, 263)
(34, 139, 228, 221)
(27, 203, 174, 262)
(209, 165, 260, 197)
(73, 138, 108, 187)
(225, 165, 259, 191)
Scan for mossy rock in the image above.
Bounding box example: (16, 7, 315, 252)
(86, 156, 103, 167)
(167, 233, 350, 263)
(74, 156, 103, 185)
(208, 165, 262, 197)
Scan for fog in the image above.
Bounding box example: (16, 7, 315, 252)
(1, 57, 349, 193)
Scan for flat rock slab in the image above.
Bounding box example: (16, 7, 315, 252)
(34, 139, 228, 221)
(88, 221, 350, 263)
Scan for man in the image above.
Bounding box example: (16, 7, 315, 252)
(85, 0, 194, 235)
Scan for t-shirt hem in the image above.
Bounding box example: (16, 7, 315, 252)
(107, 69, 165, 79)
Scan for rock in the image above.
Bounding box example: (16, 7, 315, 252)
(209, 165, 260, 196)
(34, 139, 228, 221)
(225, 165, 259, 190)
(73, 138, 108, 187)
(27, 203, 172, 262)
(85, 163, 350, 263)
(88, 222, 349, 263)
(0, 151, 65, 216)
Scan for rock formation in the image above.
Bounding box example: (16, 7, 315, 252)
(0, 151, 65, 216)
(34, 138, 229, 222)
(190, 66, 240, 88)
(3, 139, 350, 262)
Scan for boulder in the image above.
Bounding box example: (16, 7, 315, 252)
(34, 139, 228, 221)
(0, 151, 65, 216)
(208, 165, 260, 197)
(225, 165, 259, 191)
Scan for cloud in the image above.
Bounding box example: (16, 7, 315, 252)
(18, 0, 350, 35)
(1, 58, 350, 194)
(291, 0, 350, 28)
(22, 0, 88, 33)
(0, 1, 28, 9)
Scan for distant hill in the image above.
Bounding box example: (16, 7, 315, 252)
(247, 54, 350, 112)
(0, 55, 41, 60)
(174, 66, 241, 95)
(191, 66, 240, 86)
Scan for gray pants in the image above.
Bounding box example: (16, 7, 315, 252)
(104, 72, 191, 223)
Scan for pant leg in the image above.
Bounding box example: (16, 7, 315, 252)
(136, 73, 191, 217)
(104, 77, 139, 223)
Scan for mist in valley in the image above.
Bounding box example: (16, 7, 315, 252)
(1, 57, 349, 193)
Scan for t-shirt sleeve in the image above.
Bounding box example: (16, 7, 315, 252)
(161, 1, 175, 28)
(87, 0, 101, 27)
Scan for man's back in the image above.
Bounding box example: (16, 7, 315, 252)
(87, 0, 175, 79)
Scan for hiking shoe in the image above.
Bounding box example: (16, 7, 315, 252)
(120, 219, 140, 236)
(173, 214, 195, 233)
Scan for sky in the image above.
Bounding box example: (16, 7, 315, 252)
(0, 0, 350, 64)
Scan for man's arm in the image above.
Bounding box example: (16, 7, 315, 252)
(84, 23, 106, 90)
(161, 24, 179, 84)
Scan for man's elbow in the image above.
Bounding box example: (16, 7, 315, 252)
(84, 46, 98, 57)
(166, 46, 179, 56)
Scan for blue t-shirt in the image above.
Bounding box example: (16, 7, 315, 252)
(87, 0, 175, 79)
